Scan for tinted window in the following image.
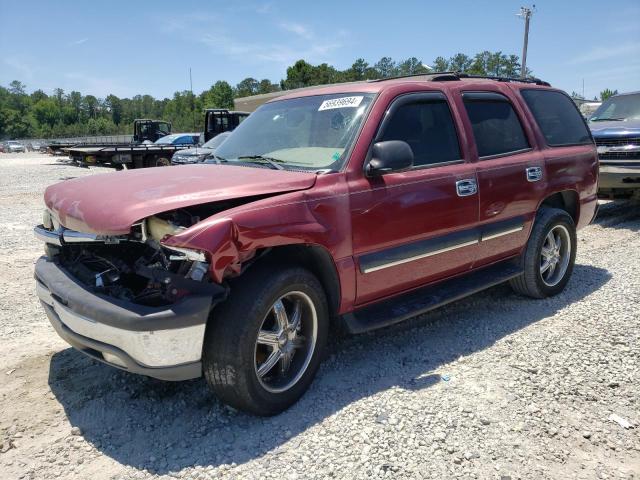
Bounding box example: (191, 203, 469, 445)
(463, 95, 529, 157)
(522, 90, 591, 146)
(380, 100, 461, 166)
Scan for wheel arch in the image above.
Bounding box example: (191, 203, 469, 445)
(539, 190, 579, 224)
(251, 244, 342, 320)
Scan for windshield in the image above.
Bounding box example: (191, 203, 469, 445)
(590, 93, 640, 122)
(202, 132, 230, 149)
(213, 93, 375, 170)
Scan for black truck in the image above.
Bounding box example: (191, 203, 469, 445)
(66, 110, 249, 169)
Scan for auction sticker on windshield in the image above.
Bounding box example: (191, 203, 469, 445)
(318, 96, 363, 111)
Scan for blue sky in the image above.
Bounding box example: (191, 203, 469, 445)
(1, 0, 638, 100)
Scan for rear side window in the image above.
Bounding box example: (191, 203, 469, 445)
(463, 93, 529, 158)
(521, 89, 592, 146)
(380, 100, 461, 167)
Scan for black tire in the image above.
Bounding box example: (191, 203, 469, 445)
(510, 207, 577, 299)
(203, 264, 329, 416)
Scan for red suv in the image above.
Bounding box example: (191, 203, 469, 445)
(34, 74, 598, 415)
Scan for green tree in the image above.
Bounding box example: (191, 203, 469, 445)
(600, 89, 618, 101)
(258, 79, 280, 94)
(282, 60, 316, 89)
(83, 95, 98, 119)
(30, 89, 48, 103)
(204, 81, 234, 109)
(32, 98, 60, 128)
(374, 57, 397, 78)
(105, 94, 123, 125)
(449, 53, 473, 72)
(235, 77, 260, 97)
(432, 56, 449, 72)
(397, 57, 429, 76)
(345, 58, 370, 81)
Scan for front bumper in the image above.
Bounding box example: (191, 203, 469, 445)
(35, 257, 214, 381)
(599, 164, 640, 190)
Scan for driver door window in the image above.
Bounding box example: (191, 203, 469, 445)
(379, 100, 461, 167)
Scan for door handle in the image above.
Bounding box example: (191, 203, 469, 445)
(526, 166, 543, 182)
(456, 179, 477, 197)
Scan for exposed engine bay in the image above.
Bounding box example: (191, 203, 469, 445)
(44, 207, 225, 307)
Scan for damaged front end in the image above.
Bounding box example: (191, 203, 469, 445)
(33, 208, 228, 380)
(36, 208, 221, 306)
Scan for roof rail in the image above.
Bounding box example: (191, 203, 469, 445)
(452, 73, 551, 87)
(368, 71, 550, 87)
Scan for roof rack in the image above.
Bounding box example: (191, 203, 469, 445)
(369, 72, 550, 87)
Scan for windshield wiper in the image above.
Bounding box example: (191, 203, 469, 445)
(207, 154, 228, 164)
(236, 155, 285, 170)
(591, 117, 625, 122)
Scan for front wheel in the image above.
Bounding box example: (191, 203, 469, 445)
(510, 207, 577, 298)
(203, 265, 329, 416)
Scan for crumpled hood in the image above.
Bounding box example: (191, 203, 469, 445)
(589, 119, 640, 137)
(44, 164, 317, 235)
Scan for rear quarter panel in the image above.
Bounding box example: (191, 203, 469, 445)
(509, 85, 599, 229)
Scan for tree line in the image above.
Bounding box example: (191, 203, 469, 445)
(0, 50, 608, 140)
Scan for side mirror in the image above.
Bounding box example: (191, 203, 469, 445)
(366, 140, 414, 176)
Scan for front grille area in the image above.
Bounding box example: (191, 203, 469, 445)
(594, 136, 640, 147)
(595, 136, 640, 162)
(598, 152, 640, 161)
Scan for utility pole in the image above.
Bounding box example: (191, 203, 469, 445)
(189, 68, 197, 132)
(518, 6, 534, 78)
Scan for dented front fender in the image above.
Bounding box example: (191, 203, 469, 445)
(161, 176, 353, 285)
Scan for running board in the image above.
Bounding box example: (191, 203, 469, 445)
(342, 260, 523, 334)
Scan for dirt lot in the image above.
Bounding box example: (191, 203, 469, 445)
(0, 153, 638, 480)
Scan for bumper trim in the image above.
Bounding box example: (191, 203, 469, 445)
(34, 226, 62, 246)
(43, 302, 201, 381)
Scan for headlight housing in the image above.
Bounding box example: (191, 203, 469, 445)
(143, 216, 206, 262)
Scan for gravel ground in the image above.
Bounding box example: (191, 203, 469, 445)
(0, 153, 638, 480)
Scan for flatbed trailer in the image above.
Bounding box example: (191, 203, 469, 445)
(47, 142, 77, 155)
(67, 144, 194, 169)
(64, 111, 250, 169)
(47, 120, 171, 156)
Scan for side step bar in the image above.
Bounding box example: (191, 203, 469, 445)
(342, 260, 523, 334)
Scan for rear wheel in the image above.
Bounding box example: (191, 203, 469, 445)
(203, 265, 328, 416)
(155, 157, 171, 167)
(510, 207, 577, 298)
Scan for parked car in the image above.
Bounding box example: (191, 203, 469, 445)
(153, 133, 201, 146)
(589, 91, 640, 198)
(34, 74, 598, 415)
(171, 132, 232, 165)
(4, 141, 26, 153)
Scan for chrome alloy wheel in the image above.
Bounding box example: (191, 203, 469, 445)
(254, 291, 318, 393)
(540, 225, 571, 287)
